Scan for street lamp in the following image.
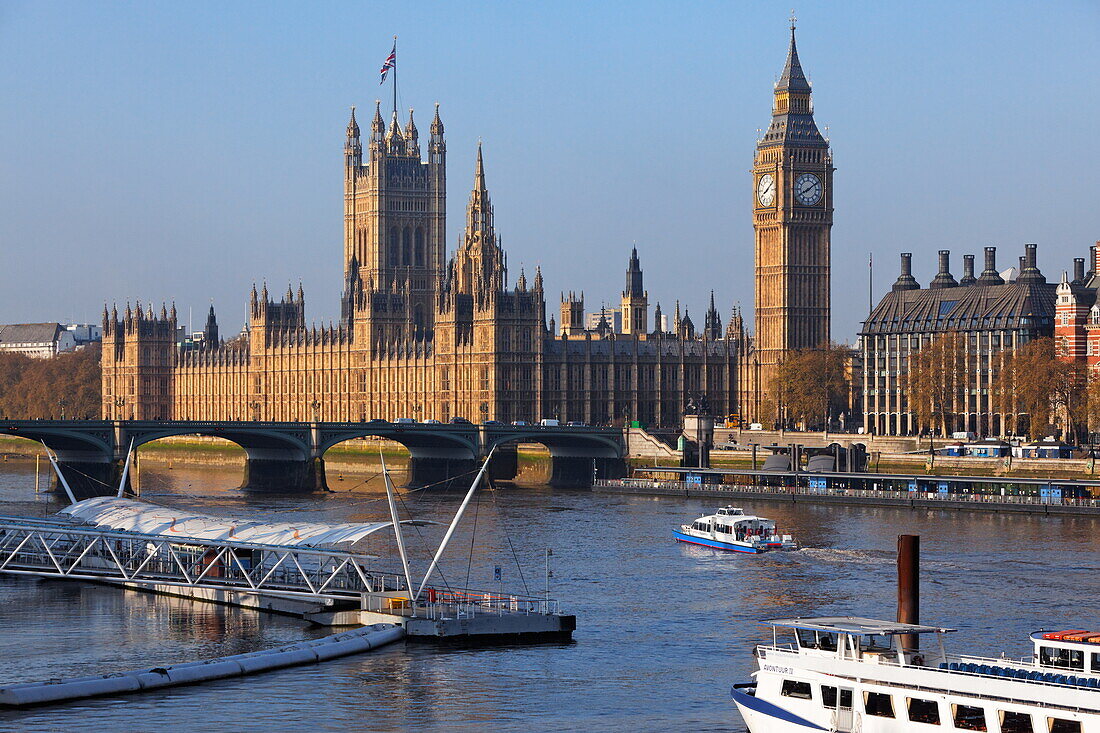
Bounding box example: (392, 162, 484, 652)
(113, 397, 126, 421)
(57, 398, 67, 421)
(249, 401, 261, 422)
(310, 400, 321, 423)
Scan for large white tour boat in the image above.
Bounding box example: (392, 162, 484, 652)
(672, 506, 797, 553)
(731, 616, 1100, 732)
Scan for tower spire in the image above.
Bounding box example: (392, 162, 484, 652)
(777, 13, 811, 94)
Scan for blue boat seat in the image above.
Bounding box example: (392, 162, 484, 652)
(1088, 678, 1099, 688)
(948, 662, 959, 671)
(978, 665, 991, 675)
(939, 663, 947, 670)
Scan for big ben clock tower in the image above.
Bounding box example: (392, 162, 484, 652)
(749, 18, 833, 419)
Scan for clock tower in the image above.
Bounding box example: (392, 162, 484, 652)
(748, 19, 834, 419)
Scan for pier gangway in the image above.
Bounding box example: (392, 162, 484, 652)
(0, 515, 558, 620)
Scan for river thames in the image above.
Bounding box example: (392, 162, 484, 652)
(1, 457, 1098, 731)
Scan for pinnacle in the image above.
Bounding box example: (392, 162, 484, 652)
(777, 24, 811, 93)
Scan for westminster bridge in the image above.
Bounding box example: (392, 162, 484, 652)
(0, 420, 628, 498)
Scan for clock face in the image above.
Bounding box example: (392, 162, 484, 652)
(795, 172, 823, 205)
(757, 173, 776, 207)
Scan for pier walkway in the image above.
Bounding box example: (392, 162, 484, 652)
(0, 515, 568, 637)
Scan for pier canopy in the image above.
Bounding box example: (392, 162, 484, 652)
(60, 497, 437, 548)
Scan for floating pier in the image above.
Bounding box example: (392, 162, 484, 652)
(0, 514, 574, 642)
(0, 623, 404, 708)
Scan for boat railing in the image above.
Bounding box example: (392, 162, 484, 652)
(359, 588, 559, 619)
(596, 479, 1100, 509)
(761, 644, 1100, 691)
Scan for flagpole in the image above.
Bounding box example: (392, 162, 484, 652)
(392, 35, 397, 117)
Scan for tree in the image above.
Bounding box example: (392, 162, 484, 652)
(996, 338, 1085, 440)
(0, 344, 101, 419)
(770, 344, 852, 430)
(904, 331, 966, 437)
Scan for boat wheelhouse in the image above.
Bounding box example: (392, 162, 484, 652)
(732, 616, 1100, 732)
(672, 506, 797, 553)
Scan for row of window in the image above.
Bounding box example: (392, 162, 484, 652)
(780, 680, 1079, 731)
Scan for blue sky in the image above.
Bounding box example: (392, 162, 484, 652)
(2, 1, 1099, 341)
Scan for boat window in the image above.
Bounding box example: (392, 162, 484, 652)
(780, 680, 812, 700)
(1047, 719, 1081, 733)
(821, 686, 837, 708)
(1093, 653, 1100, 672)
(999, 711, 1034, 733)
(864, 692, 894, 718)
(1039, 646, 1084, 670)
(907, 697, 940, 725)
(864, 634, 893, 652)
(795, 630, 838, 650)
(952, 704, 987, 731)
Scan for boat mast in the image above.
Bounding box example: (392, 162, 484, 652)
(414, 448, 495, 602)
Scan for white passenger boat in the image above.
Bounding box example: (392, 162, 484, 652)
(671, 506, 797, 553)
(732, 616, 1100, 732)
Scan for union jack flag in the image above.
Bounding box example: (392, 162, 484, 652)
(379, 42, 396, 84)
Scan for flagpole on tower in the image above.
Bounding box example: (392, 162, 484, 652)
(392, 35, 398, 116)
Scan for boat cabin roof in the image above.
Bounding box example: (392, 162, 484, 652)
(763, 616, 956, 636)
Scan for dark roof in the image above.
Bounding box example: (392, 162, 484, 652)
(0, 323, 63, 345)
(861, 280, 1056, 335)
(760, 28, 826, 149)
(777, 29, 812, 93)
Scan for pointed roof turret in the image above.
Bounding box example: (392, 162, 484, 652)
(346, 106, 359, 138)
(371, 100, 384, 132)
(625, 246, 644, 297)
(533, 265, 544, 291)
(776, 18, 812, 93)
(405, 108, 418, 140)
(430, 102, 444, 135)
(760, 17, 826, 148)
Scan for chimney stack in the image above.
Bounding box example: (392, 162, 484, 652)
(892, 252, 920, 292)
(1017, 243, 1046, 284)
(1074, 258, 1085, 284)
(977, 246, 1004, 285)
(960, 254, 976, 285)
(929, 250, 958, 289)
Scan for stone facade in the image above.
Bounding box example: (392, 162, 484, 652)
(102, 30, 828, 428)
(743, 23, 834, 422)
(861, 246, 1057, 436)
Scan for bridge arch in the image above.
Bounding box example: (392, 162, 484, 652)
(483, 429, 626, 488)
(318, 426, 479, 490)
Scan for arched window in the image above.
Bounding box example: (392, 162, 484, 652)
(415, 227, 425, 267)
(388, 227, 399, 267)
(414, 305, 425, 338)
(402, 227, 412, 266)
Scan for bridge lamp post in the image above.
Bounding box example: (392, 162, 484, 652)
(57, 398, 66, 421)
(113, 397, 125, 421)
(249, 401, 261, 422)
(310, 400, 321, 423)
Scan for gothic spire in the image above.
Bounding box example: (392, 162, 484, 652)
(625, 246, 644, 297)
(346, 106, 359, 138)
(466, 142, 494, 239)
(761, 18, 825, 148)
(405, 108, 419, 156)
(776, 17, 812, 94)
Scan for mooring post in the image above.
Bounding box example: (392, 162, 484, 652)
(34, 454, 40, 494)
(897, 534, 920, 651)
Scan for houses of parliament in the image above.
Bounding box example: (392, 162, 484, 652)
(101, 26, 833, 428)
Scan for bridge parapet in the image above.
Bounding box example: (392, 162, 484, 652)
(0, 420, 628, 493)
